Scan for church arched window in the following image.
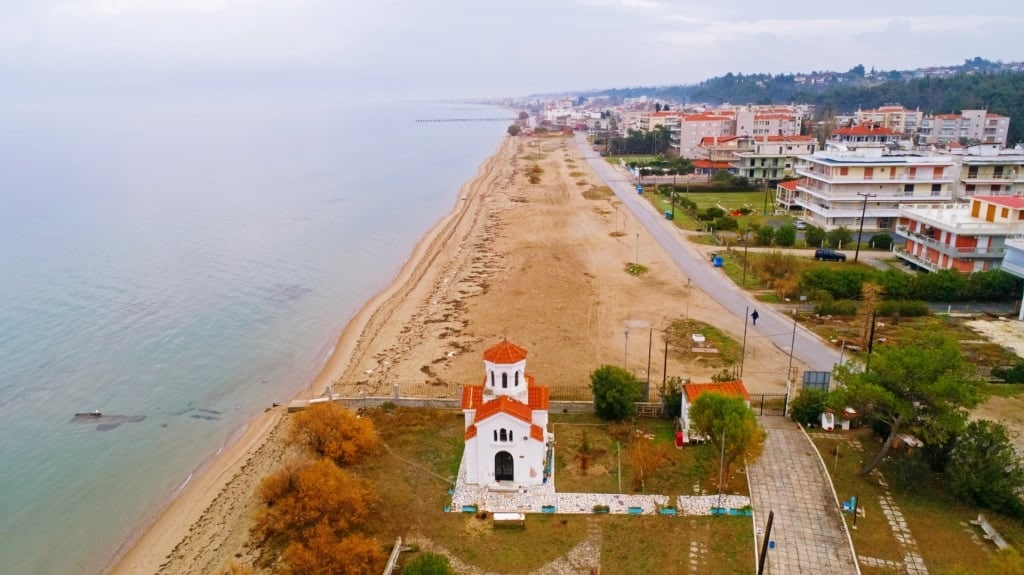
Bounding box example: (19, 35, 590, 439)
(499, 429, 508, 442)
(515, 371, 519, 387)
(502, 373, 508, 388)
(490, 371, 495, 387)
(493, 430, 497, 442)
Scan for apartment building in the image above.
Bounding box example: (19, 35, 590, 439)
(950, 144, 1024, 199)
(639, 111, 680, 132)
(894, 195, 1024, 272)
(916, 109, 1011, 147)
(735, 108, 802, 137)
(670, 113, 735, 158)
(855, 105, 923, 136)
(732, 135, 818, 181)
(794, 147, 954, 231)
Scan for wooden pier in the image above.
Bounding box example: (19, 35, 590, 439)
(415, 117, 515, 123)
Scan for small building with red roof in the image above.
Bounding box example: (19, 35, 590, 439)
(679, 380, 751, 444)
(461, 340, 551, 486)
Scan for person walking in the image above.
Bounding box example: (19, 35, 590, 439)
(751, 309, 759, 325)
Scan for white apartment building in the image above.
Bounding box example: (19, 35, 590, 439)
(855, 105, 924, 137)
(916, 109, 1011, 147)
(670, 113, 735, 158)
(950, 144, 1024, 199)
(894, 195, 1024, 273)
(732, 135, 818, 181)
(795, 147, 955, 232)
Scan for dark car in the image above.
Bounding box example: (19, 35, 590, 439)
(815, 248, 847, 262)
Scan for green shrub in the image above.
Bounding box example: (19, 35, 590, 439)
(991, 363, 1024, 383)
(804, 226, 826, 248)
(869, 233, 893, 250)
(775, 225, 796, 247)
(876, 300, 930, 317)
(881, 453, 932, 491)
(402, 552, 454, 575)
(789, 389, 832, 427)
(590, 365, 643, 421)
(713, 216, 739, 231)
(700, 207, 726, 220)
(814, 299, 858, 316)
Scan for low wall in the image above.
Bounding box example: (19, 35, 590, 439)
(290, 396, 597, 413)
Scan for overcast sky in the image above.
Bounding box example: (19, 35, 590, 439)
(2, 0, 1022, 99)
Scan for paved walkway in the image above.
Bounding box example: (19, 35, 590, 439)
(746, 417, 859, 575)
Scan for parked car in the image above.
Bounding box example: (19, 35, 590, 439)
(794, 220, 807, 230)
(815, 248, 847, 262)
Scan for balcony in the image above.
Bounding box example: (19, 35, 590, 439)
(894, 227, 1012, 259)
(893, 248, 942, 272)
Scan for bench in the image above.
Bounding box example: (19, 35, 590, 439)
(971, 514, 1011, 550)
(492, 512, 526, 529)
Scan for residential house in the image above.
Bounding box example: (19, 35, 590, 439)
(678, 380, 750, 444)
(895, 195, 1024, 273)
(775, 180, 801, 211)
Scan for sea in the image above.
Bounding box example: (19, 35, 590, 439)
(0, 92, 508, 574)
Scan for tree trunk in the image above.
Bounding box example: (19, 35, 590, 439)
(860, 417, 901, 476)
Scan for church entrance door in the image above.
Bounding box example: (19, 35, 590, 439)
(495, 451, 514, 482)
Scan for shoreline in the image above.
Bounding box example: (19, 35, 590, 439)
(107, 137, 513, 574)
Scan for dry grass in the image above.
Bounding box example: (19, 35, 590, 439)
(355, 408, 753, 573)
(812, 429, 1024, 574)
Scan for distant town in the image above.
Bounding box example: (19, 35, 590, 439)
(486, 58, 1024, 279)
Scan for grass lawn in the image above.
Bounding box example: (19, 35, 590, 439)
(361, 407, 753, 574)
(811, 429, 1024, 574)
(551, 413, 746, 496)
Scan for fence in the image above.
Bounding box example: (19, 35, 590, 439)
(751, 393, 788, 417)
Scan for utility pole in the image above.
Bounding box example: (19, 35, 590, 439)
(741, 305, 749, 377)
(854, 192, 877, 263)
(784, 312, 797, 417)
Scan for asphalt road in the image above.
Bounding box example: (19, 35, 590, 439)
(575, 134, 841, 376)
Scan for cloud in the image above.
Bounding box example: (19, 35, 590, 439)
(0, 0, 1021, 97)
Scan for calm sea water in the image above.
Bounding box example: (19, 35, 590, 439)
(0, 93, 507, 574)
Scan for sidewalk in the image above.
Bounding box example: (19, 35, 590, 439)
(747, 417, 859, 575)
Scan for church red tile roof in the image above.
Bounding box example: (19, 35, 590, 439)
(474, 395, 533, 424)
(530, 424, 545, 442)
(683, 381, 751, 404)
(465, 424, 477, 440)
(528, 386, 549, 410)
(693, 160, 734, 169)
(832, 124, 899, 136)
(461, 386, 484, 409)
(483, 340, 528, 364)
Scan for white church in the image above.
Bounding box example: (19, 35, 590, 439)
(460, 340, 552, 486)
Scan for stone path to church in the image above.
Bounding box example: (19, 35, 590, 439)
(746, 416, 860, 575)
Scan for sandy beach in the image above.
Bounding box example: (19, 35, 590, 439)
(110, 133, 802, 574)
